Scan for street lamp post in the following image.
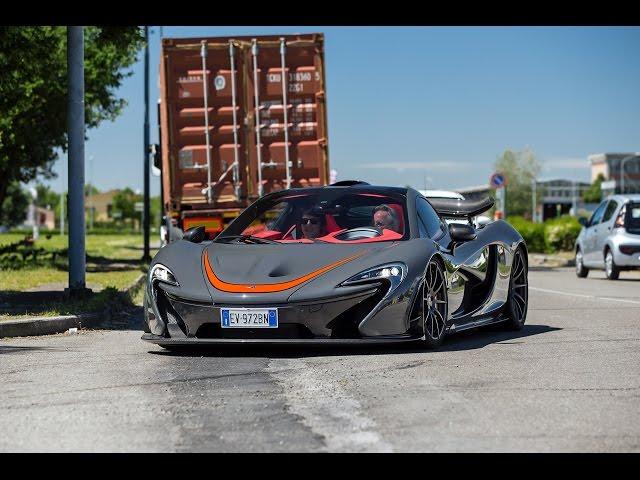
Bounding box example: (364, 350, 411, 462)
(88, 154, 94, 231)
(620, 153, 640, 194)
(142, 26, 151, 262)
(531, 178, 537, 222)
(66, 26, 89, 296)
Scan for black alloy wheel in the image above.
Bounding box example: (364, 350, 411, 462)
(505, 247, 528, 330)
(422, 259, 448, 348)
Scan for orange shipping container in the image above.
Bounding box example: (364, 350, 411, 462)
(158, 33, 330, 238)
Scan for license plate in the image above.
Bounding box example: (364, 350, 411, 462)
(220, 308, 278, 328)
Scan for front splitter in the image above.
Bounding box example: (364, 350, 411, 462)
(141, 332, 422, 346)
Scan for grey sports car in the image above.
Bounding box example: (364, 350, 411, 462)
(142, 181, 528, 349)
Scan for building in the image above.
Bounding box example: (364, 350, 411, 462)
(536, 178, 590, 221)
(85, 189, 120, 222)
(454, 184, 490, 202)
(455, 179, 591, 221)
(589, 152, 640, 194)
(22, 205, 55, 230)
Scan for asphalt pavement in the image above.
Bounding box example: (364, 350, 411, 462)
(1, 267, 638, 452)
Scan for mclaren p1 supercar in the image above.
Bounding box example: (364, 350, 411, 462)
(142, 181, 528, 349)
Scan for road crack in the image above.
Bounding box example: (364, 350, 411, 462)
(267, 358, 393, 452)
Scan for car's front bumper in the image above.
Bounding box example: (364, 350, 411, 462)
(141, 332, 422, 346)
(144, 275, 419, 343)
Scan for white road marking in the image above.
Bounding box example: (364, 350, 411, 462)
(530, 286, 640, 305)
(268, 359, 393, 452)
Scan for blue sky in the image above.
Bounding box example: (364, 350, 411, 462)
(47, 26, 640, 196)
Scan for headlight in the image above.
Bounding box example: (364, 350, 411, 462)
(341, 262, 407, 294)
(149, 264, 179, 286)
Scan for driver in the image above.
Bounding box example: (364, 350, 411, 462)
(372, 204, 400, 233)
(300, 208, 326, 239)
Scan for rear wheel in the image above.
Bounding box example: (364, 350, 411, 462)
(605, 249, 620, 280)
(421, 259, 448, 349)
(504, 247, 528, 330)
(575, 248, 589, 278)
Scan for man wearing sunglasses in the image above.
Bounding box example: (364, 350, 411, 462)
(372, 204, 400, 233)
(300, 209, 326, 239)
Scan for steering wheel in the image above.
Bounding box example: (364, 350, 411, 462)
(334, 227, 382, 241)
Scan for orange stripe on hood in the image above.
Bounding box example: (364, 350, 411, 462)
(202, 250, 365, 293)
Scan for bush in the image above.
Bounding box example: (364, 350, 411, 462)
(508, 216, 546, 253)
(543, 215, 582, 252)
(508, 215, 582, 253)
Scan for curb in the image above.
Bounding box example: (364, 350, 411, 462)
(0, 313, 103, 338)
(0, 273, 146, 339)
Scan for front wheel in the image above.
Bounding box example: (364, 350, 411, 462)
(575, 248, 589, 278)
(504, 247, 528, 330)
(421, 259, 448, 349)
(605, 249, 620, 280)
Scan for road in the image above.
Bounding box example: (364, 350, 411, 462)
(1, 267, 639, 452)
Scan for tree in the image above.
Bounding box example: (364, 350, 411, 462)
(0, 182, 29, 228)
(493, 147, 542, 217)
(150, 196, 162, 228)
(84, 183, 100, 197)
(112, 188, 142, 227)
(0, 27, 144, 212)
(582, 173, 605, 203)
(35, 184, 60, 210)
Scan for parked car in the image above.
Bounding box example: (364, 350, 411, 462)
(575, 194, 640, 279)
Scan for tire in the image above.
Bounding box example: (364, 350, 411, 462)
(575, 248, 589, 278)
(504, 247, 528, 331)
(605, 249, 620, 280)
(421, 259, 448, 349)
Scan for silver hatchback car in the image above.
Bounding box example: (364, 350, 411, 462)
(575, 194, 640, 279)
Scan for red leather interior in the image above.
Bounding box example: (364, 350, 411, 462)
(251, 230, 282, 240)
(324, 214, 342, 233)
(389, 204, 404, 233)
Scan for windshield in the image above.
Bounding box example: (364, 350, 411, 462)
(218, 189, 409, 244)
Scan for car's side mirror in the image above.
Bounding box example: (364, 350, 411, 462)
(578, 217, 588, 227)
(449, 223, 477, 242)
(182, 225, 206, 243)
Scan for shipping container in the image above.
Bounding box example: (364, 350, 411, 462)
(158, 33, 330, 241)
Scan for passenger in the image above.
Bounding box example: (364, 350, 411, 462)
(372, 204, 400, 233)
(300, 209, 326, 240)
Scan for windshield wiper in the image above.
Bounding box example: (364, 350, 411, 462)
(214, 234, 279, 245)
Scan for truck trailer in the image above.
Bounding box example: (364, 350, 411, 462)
(157, 33, 330, 242)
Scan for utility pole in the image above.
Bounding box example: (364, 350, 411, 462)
(88, 154, 94, 231)
(29, 187, 39, 241)
(60, 191, 65, 235)
(158, 27, 165, 226)
(142, 26, 151, 262)
(502, 186, 507, 220)
(531, 178, 537, 222)
(66, 26, 89, 296)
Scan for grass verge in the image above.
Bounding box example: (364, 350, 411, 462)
(1, 232, 155, 320)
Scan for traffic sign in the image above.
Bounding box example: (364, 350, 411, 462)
(490, 172, 507, 189)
